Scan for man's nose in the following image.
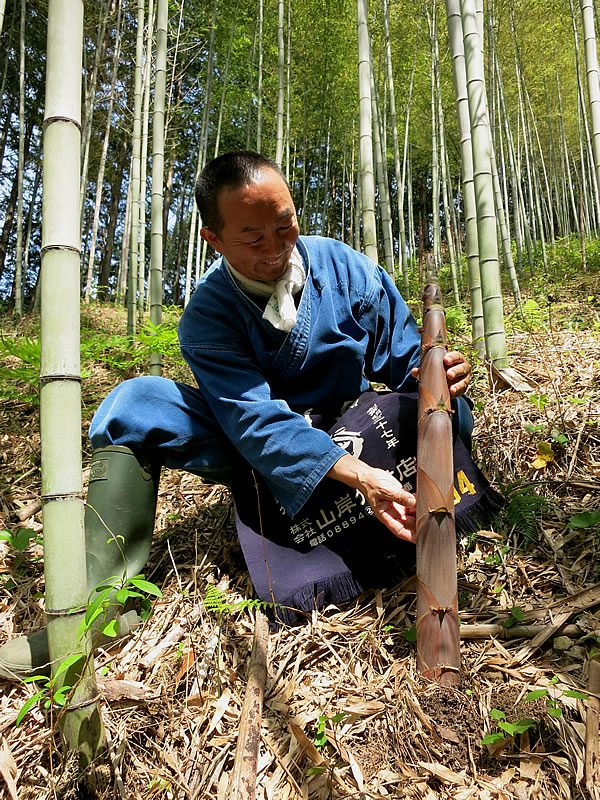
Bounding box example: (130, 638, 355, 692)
(262, 231, 282, 256)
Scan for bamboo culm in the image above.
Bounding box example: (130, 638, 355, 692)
(42, 0, 105, 766)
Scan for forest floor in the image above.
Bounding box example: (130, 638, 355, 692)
(1, 250, 600, 800)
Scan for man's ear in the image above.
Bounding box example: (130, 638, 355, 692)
(200, 227, 222, 253)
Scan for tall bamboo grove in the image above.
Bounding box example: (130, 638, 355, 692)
(415, 283, 460, 687)
(41, 0, 104, 765)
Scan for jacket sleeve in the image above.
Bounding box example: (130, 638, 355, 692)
(361, 263, 421, 391)
(179, 331, 347, 518)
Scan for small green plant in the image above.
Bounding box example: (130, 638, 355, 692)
(307, 712, 353, 778)
(16, 653, 85, 726)
(0, 528, 43, 580)
(485, 543, 510, 565)
(16, 574, 163, 726)
(145, 777, 172, 795)
(523, 424, 568, 447)
(585, 634, 600, 658)
(481, 708, 535, 745)
(504, 605, 525, 628)
(137, 319, 186, 364)
(567, 395, 589, 405)
(403, 625, 417, 643)
(524, 422, 545, 434)
(0, 527, 41, 551)
(313, 712, 349, 751)
(568, 510, 600, 530)
(79, 573, 163, 640)
(550, 429, 568, 446)
(528, 393, 550, 412)
(525, 677, 589, 719)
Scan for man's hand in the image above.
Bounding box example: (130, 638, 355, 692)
(411, 350, 471, 398)
(326, 454, 416, 542)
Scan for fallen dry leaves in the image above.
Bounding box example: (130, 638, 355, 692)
(0, 304, 599, 799)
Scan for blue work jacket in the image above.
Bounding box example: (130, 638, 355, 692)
(178, 235, 421, 517)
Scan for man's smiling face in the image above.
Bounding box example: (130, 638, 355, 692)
(201, 167, 300, 282)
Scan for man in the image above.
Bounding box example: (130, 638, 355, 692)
(0, 151, 472, 677)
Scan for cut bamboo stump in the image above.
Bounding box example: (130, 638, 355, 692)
(415, 282, 460, 686)
(227, 610, 269, 800)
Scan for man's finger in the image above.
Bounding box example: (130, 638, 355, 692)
(375, 500, 417, 542)
(379, 509, 417, 542)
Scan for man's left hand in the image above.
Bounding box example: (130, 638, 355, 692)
(411, 350, 472, 398)
(443, 351, 471, 397)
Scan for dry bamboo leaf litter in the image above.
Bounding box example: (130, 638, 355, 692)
(1, 315, 600, 798)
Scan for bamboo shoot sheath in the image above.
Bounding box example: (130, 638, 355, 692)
(415, 282, 460, 686)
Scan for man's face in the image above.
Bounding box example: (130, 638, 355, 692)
(201, 168, 299, 282)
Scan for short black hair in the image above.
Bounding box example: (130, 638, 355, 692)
(196, 151, 289, 235)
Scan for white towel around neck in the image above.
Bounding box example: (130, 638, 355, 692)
(225, 246, 306, 332)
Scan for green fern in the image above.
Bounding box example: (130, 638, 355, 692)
(497, 481, 557, 544)
(202, 585, 276, 615)
(444, 304, 469, 335)
(0, 334, 41, 402)
(506, 299, 548, 334)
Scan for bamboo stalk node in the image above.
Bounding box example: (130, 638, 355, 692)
(42, 115, 82, 131)
(430, 509, 452, 522)
(56, 690, 101, 712)
(39, 373, 82, 384)
(422, 664, 460, 682)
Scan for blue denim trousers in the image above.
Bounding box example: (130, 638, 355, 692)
(89, 375, 474, 487)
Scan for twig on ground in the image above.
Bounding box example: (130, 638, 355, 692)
(227, 610, 269, 800)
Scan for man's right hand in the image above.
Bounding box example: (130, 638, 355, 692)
(326, 454, 416, 542)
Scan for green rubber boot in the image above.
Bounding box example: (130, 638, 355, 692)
(0, 446, 159, 680)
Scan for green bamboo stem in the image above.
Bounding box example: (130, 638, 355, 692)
(138, 0, 154, 323)
(84, 0, 122, 303)
(14, 0, 25, 316)
(433, 8, 459, 305)
(382, 0, 408, 292)
(42, 0, 104, 767)
(370, 66, 394, 276)
(79, 0, 107, 225)
(429, 5, 442, 275)
(285, 4, 291, 178)
(581, 0, 600, 221)
(356, 0, 378, 263)
(416, 282, 460, 687)
(275, 0, 284, 166)
(407, 149, 415, 263)
(149, 0, 167, 376)
(572, 0, 600, 233)
(257, 0, 263, 151)
(445, 0, 485, 357)
(460, 0, 509, 370)
(127, 0, 145, 342)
